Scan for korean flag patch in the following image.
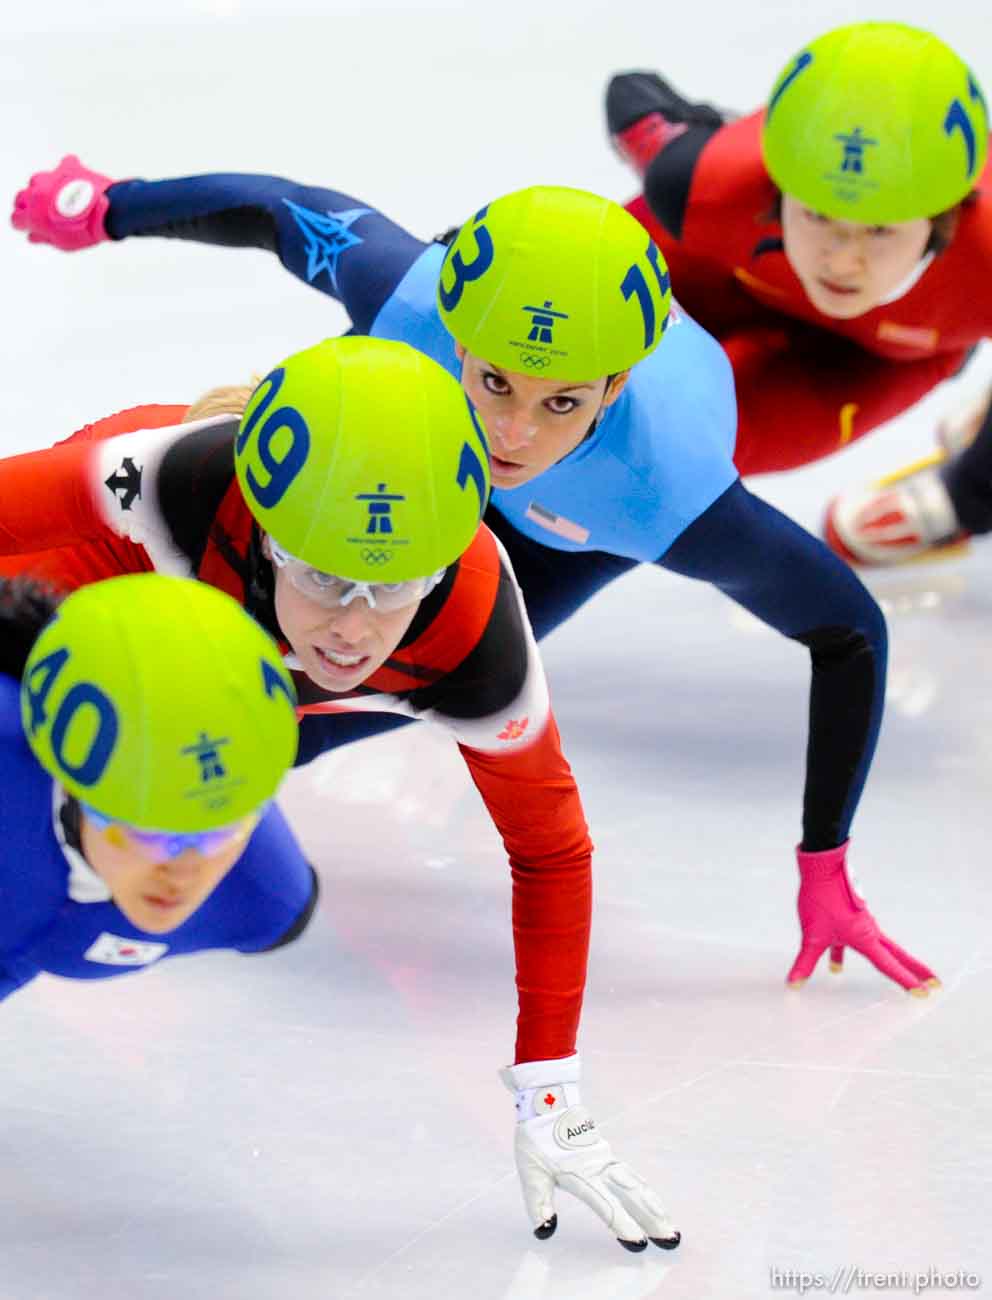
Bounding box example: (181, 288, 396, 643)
(84, 933, 169, 966)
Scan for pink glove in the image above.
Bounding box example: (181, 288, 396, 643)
(787, 841, 939, 995)
(11, 154, 115, 251)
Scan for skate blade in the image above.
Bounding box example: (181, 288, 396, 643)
(873, 448, 948, 488)
(888, 537, 971, 569)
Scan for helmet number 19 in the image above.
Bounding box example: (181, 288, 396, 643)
(236, 367, 311, 510)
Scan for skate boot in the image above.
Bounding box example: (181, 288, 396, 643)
(605, 72, 726, 176)
(824, 453, 969, 567)
(937, 386, 991, 456)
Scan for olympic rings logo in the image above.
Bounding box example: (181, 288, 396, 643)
(520, 353, 551, 370)
(361, 549, 394, 566)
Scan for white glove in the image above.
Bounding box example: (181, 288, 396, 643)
(499, 1054, 680, 1252)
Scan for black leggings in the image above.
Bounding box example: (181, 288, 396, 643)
(942, 397, 992, 534)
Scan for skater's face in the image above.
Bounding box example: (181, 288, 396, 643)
(267, 540, 420, 693)
(80, 811, 259, 935)
(781, 194, 932, 319)
(457, 346, 630, 488)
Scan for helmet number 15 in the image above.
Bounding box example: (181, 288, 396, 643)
(944, 75, 988, 179)
(620, 242, 671, 349)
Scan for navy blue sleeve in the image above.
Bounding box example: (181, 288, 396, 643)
(294, 711, 413, 767)
(105, 174, 429, 333)
(657, 480, 888, 850)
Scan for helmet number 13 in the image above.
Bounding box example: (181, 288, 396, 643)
(438, 207, 494, 313)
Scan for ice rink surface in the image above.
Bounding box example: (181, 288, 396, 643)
(2, 2, 991, 1297)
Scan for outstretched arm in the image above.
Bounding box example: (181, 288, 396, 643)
(13, 156, 430, 332)
(659, 481, 936, 994)
(460, 722, 679, 1253)
(659, 478, 886, 849)
(458, 715, 592, 1067)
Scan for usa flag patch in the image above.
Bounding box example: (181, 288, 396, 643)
(525, 502, 590, 545)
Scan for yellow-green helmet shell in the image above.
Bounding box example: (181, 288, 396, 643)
(235, 337, 491, 580)
(762, 22, 989, 223)
(437, 185, 672, 381)
(22, 575, 298, 831)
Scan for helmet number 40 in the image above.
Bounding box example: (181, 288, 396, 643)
(24, 647, 119, 787)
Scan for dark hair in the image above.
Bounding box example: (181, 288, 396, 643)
(928, 202, 971, 255)
(0, 577, 62, 681)
(764, 188, 976, 254)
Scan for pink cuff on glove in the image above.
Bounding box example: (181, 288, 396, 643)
(795, 841, 848, 878)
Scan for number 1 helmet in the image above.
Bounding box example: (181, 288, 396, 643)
(436, 185, 672, 382)
(762, 22, 989, 223)
(234, 336, 491, 581)
(22, 574, 298, 831)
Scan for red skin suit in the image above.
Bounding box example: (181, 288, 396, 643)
(627, 111, 992, 474)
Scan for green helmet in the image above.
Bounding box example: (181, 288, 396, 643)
(437, 185, 672, 382)
(762, 22, 989, 223)
(235, 336, 491, 580)
(21, 574, 298, 832)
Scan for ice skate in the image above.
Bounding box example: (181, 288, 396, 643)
(824, 452, 969, 567)
(605, 71, 727, 175)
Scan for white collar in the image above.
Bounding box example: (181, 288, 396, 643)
(51, 783, 112, 904)
(877, 251, 936, 306)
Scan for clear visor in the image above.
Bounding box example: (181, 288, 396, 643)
(81, 804, 261, 863)
(267, 536, 445, 611)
